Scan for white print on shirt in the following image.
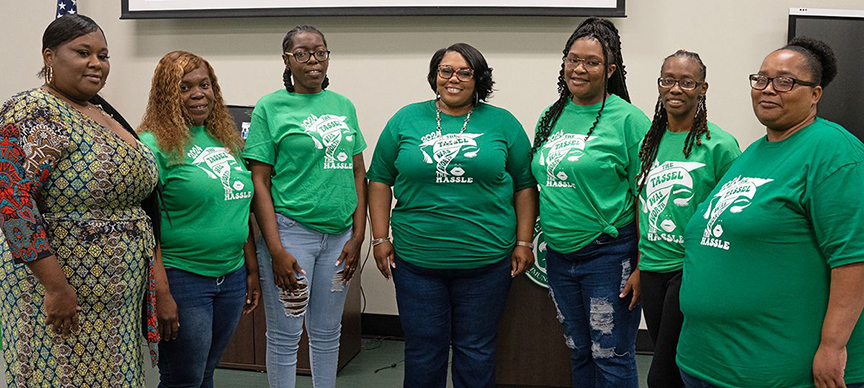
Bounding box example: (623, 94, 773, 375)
(187, 146, 253, 201)
(640, 160, 705, 243)
(302, 114, 354, 170)
(700, 175, 773, 251)
(537, 132, 594, 188)
(419, 131, 484, 184)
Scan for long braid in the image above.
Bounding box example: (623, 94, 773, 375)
(532, 17, 629, 154)
(636, 50, 710, 193)
(281, 25, 331, 93)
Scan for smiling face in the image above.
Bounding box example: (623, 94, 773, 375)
(660, 56, 707, 121)
(565, 37, 616, 105)
(43, 30, 109, 103)
(283, 32, 328, 94)
(180, 66, 215, 126)
(751, 50, 822, 132)
(436, 51, 476, 112)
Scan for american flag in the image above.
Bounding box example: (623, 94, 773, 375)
(56, 0, 77, 19)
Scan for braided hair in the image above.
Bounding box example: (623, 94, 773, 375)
(281, 25, 330, 92)
(531, 17, 630, 154)
(636, 50, 710, 193)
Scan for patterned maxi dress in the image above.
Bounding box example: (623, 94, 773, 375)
(0, 88, 158, 387)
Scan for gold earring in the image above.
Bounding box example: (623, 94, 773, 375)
(46, 66, 54, 85)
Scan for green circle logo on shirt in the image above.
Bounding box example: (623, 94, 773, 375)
(525, 217, 549, 288)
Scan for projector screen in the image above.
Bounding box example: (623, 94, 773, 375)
(789, 8, 864, 141)
(121, 0, 625, 18)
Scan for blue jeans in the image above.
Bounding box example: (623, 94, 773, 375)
(546, 223, 641, 388)
(157, 266, 247, 388)
(680, 370, 864, 388)
(392, 256, 512, 388)
(257, 214, 352, 388)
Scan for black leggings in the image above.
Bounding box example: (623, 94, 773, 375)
(641, 270, 685, 388)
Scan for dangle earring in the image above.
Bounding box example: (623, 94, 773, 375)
(46, 65, 54, 85)
(472, 91, 480, 107)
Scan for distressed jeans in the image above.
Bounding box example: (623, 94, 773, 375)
(257, 214, 352, 388)
(392, 256, 512, 388)
(546, 223, 641, 388)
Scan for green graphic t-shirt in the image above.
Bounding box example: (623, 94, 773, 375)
(366, 101, 535, 269)
(141, 126, 251, 277)
(243, 89, 366, 234)
(677, 118, 864, 387)
(636, 122, 740, 273)
(531, 94, 650, 253)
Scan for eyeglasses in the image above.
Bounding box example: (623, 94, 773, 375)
(563, 56, 604, 70)
(285, 49, 330, 63)
(749, 74, 817, 92)
(438, 66, 474, 82)
(658, 77, 701, 91)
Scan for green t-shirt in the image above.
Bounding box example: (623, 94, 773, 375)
(366, 101, 535, 269)
(677, 118, 864, 387)
(636, 122, 741, 273)
(140, 126, 251, 277)
(531, 94, 650, 253)
(243, 89, 366, 234)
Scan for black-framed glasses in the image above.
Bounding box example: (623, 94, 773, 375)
(658, 77, 701, 91)
(563, 56, 604, 70)
(285, 49, 330, 63)
(749, 74, 817, 92)
(438, 66, 474, 82)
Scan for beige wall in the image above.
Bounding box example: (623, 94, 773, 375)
(2, 1, 862, 316)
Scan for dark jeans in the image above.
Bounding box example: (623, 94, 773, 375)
(546, 223, 641, 388)
(157, 266, 247, 388)
(680, 370, 864, 388)
(392, 256, 512, 388)
(641, 269, 684, 388)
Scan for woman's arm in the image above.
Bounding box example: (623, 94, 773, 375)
(511, 186, 538, 277)
(336, 153, 367, 282)
(26, 257, 80, 336)
(249, 161, 304, 291)
(242, 219, 261, 314)
(153, 243, 179, 341)
(813, 262, 864, 388)
(368, 181, 395, 279)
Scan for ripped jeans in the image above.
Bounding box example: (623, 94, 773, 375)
(546, 223, 641, 388)
(256, 213, 352, 388)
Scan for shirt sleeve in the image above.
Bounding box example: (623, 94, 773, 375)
(714, 135, 742, 180)
(0, 102, 68, 263)
(242, 105, 276, 166)
(366, 115, 400, 186)
(625, 111, 651, 196)
(346, 100, 367, 156)
(503, 114, 536, 191)
(139, 131, 168, 186)
(807, 162, 864, 268)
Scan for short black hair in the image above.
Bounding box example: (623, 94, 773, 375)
(40, 14, 104, 78)
(427, 43, 494, 103)
(781, 36, 838, 88)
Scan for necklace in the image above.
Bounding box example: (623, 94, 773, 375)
(435, 106, 473, 140)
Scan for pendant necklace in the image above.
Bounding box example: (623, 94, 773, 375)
(436, 105, 473, 140)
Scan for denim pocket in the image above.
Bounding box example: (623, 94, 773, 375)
(275, 213, 298, 229)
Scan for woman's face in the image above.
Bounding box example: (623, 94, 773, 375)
(180, 66, 215, 126)
(43, 30, 110, 103)
(659, 56, 707, 120)
(436, 51, 476, 111)
(283, 32, 328, 94)
(751, 50, 822, 132)
(565, 37, 615, 105)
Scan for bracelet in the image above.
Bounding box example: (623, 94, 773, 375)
(516, 240, 534, 249)
(371, 237, 391, 247)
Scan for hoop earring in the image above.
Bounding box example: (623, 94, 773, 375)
(473, 92, 480, 107)
(46, 66, 54, 85)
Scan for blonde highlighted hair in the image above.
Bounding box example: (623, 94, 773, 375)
(139, 50, 242, 163)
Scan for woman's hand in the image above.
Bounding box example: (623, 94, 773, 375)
(336, 236, 363, 282)
(243, 270, 261, 315)
(271, 248, 305, 292)
(156, 287, 180, 341)
(619, 268, 641, 311)
(373, 241, 395, 280)
(813, 343, 847, 388)
(44, 283, 81, 336)
(511, 246, 534, 277)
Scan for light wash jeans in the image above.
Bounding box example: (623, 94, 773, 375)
(257, 213, 352, 388)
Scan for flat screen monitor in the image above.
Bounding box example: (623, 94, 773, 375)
(227, 105, 254, 142)
(789, 8, 864, 141)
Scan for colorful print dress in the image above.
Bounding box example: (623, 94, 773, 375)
(0, 88, 158, 387)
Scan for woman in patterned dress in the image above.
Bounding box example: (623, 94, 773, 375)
(0, 14, 162, 387)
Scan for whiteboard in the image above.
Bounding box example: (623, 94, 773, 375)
(121, 0, 625, 18)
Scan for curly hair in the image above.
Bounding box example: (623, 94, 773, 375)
(427, 43, 495, 104)
(138, 50, 242, 164)
(531, 17, 630, 154)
